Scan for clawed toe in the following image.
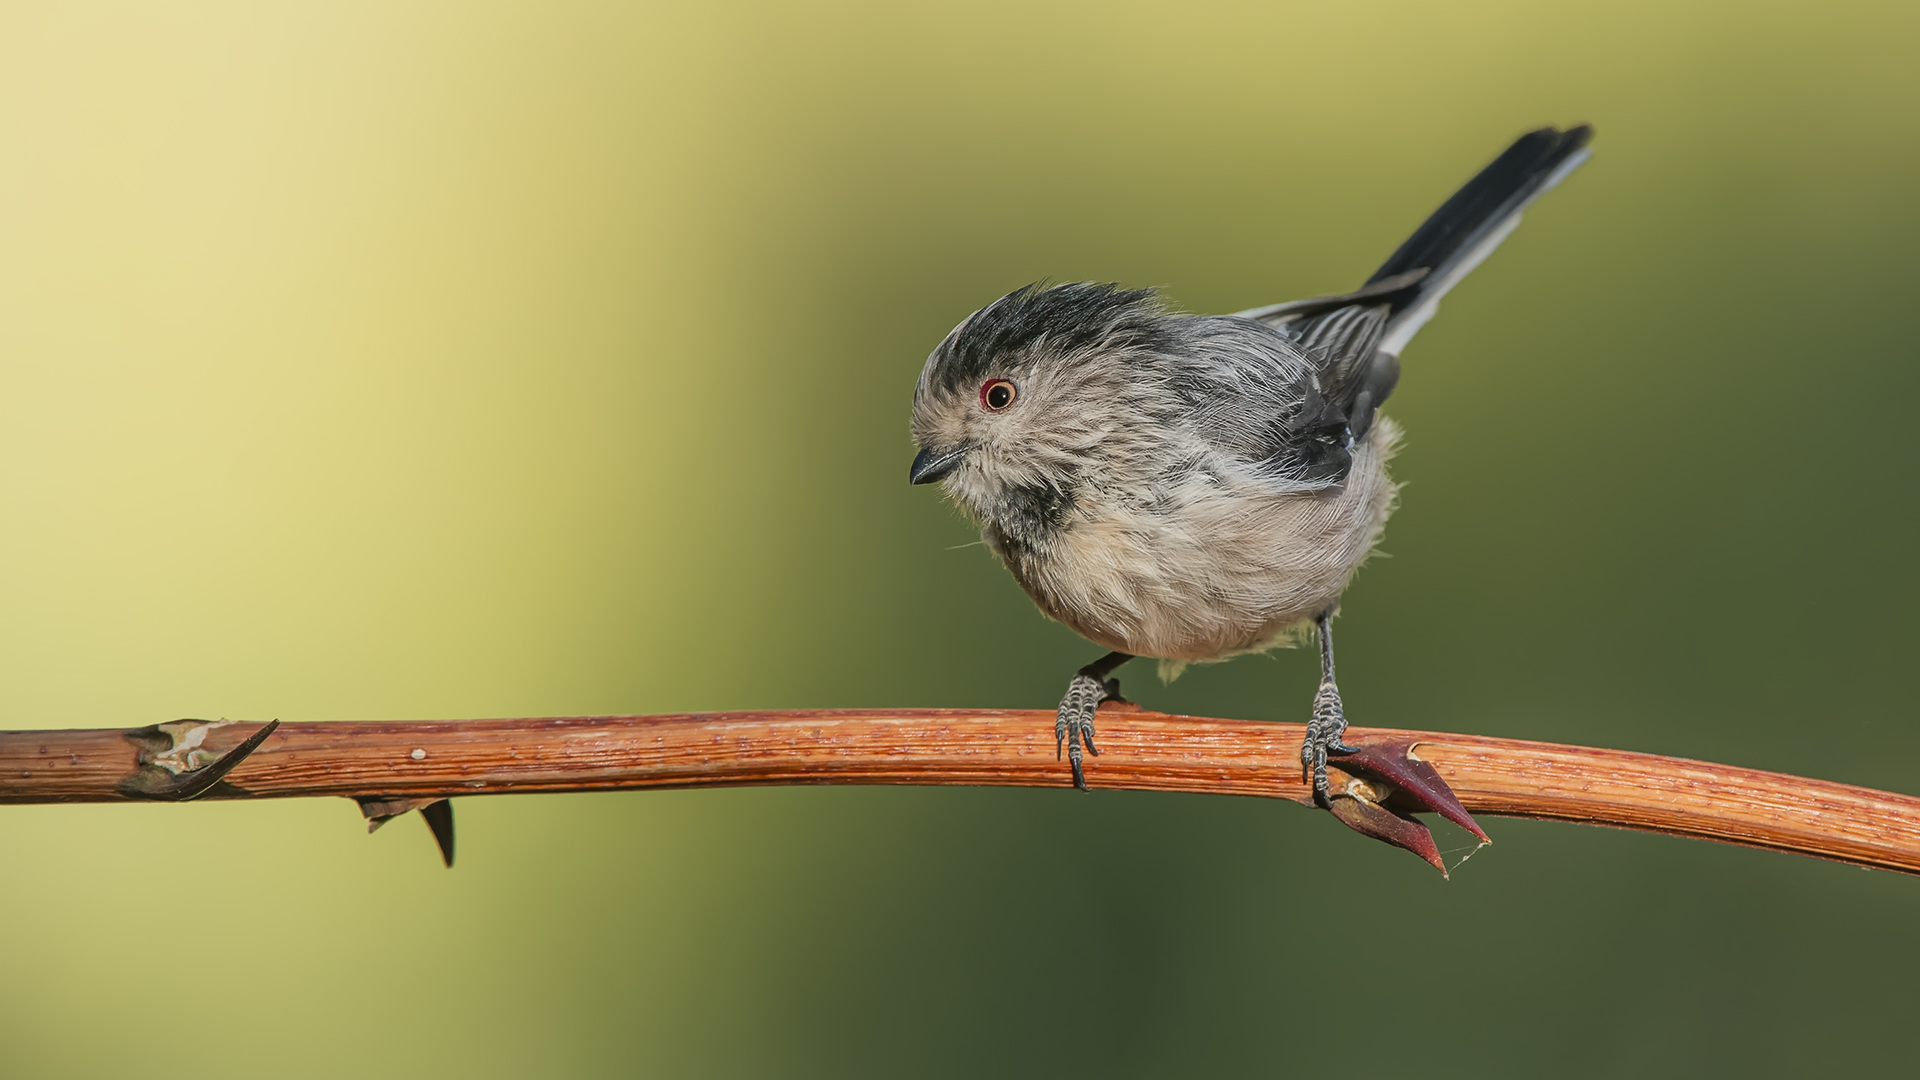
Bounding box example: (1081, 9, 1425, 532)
(1056, 663, 1125, 791)
(1302, 682, 1354, 807)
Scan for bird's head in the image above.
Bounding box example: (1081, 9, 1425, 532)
(908, 282, 1178, 543)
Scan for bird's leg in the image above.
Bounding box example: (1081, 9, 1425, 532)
(1056, 651, 1132, 791)
(1298, 611, 1494, 872)
(1301, 612, 1359, 808)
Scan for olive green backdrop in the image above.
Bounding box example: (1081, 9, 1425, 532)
(4, 1, 1917, 1076)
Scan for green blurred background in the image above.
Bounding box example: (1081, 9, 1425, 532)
(3, 0, 1917, 1075)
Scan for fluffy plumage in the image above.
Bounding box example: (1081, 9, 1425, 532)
(908, 125, 1592, 797)
(913, 285, 1401, 661)
(912, 126, 1590, 663)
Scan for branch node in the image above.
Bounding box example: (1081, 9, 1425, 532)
(116, 719, 280, 802)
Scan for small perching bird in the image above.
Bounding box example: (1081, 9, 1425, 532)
(909, 126, 1592, 811)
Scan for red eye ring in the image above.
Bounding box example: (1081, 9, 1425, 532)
(980, 379, 1017, 412)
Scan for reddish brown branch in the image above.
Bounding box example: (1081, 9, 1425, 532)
(6, 707, 1919, 874)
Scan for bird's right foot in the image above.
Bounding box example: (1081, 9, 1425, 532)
(1052, 651, 1133, 791)
(1055, 670, 1114, 791)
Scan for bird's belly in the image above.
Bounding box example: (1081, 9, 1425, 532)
(1003, 422, 1401, 661)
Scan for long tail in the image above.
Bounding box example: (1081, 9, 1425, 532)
(1225, 126, 1592, 452)
(1371, 125, 1592, 354)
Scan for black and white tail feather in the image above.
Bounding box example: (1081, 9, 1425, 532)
(907, 126, 1593, 809)
(1232, 124, 1593, 475)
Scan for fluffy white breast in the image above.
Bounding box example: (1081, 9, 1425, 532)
(993, 419, 1402, 661)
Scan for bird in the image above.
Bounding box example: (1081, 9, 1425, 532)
(908, 126, 1592, 809)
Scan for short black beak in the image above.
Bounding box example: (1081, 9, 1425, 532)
(909, 445, 966, 485)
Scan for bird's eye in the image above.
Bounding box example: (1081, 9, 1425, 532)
(980, 379, 1017, 412)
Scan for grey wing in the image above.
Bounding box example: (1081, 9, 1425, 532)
(1200, 125, 1595, 487)
(1176, 314, 1394, 491)
(1268, 299, 1402, 447)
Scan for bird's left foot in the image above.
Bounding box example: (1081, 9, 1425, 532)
(1301, 678, 1358, 808)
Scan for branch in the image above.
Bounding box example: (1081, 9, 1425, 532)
(6, 707, 1918, 875)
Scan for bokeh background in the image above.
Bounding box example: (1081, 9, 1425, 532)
(4, 1, 1918, 1075)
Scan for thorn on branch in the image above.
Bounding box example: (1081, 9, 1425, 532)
(356, 795, 456, 868)
(421, 799, 455, 868)
(1317, 735, 1491, 876)
(116, 719, 281, 802)
(1328, 794, 1450, 875)
(10, 710, 1914, 878)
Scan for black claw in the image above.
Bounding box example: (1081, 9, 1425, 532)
(118, 719, 281, 801)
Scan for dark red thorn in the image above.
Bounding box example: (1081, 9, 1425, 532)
(1331, 736, 1491, 844)
(1328, 795, 1447, 876)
